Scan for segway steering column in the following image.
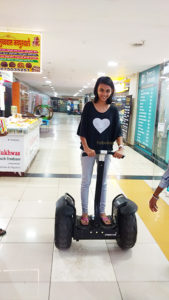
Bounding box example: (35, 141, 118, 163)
(82, 150, 123, 225)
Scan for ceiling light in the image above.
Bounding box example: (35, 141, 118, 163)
(43, 76, 47, 79)
(26, 230, 36, 239)
(83, 85, 87, 89)
(46, 80, 52, 84)
(107, 61, 118, 67)
(54, 92, 58, 97)
(97, 72, 105, 77)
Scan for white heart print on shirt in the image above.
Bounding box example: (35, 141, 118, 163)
(93, 118, 110, 134)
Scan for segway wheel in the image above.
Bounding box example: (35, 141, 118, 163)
(116, 213, 137, 249)
(55, 216, 73, 250)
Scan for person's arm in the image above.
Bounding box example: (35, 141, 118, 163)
(113, 136, 125, 159)
(149, 186, 163, 212)
(149, 165, 169, 212)
(80, 137, 96, 157)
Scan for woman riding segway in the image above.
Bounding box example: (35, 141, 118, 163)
(77, 76, 124, 226)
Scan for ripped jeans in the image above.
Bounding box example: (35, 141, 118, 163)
(81, 154, 111, 214)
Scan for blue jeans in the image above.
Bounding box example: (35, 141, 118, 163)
(81, 154, 111, 214)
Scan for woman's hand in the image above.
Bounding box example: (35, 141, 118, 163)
(84, 147, 96, 157)
(113, 148, 124, 159)
(80, 137, 96, 157)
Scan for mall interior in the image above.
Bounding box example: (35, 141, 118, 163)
(0, 1, 169, 299)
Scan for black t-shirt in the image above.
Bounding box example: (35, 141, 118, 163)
(77, 101, 122, 151)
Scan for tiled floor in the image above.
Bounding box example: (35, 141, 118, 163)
(0, 113, 168, 300)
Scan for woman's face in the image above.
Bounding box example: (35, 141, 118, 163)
(97, 83, 112, 103)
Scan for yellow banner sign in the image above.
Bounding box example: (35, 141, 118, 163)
(0, 32, 41, 73)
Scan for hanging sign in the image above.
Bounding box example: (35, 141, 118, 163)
(0, 32, 41, 73)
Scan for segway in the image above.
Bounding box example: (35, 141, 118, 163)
(54, 150, 138, 250)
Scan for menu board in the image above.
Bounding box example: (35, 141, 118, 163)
(0, 32, 41, 73)
(135, 65, 160, 154)
(121, 95, 132, 141)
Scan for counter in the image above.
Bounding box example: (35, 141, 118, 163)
(0, 117, 40, 174)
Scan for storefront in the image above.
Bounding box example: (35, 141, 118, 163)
(0, 75, 49, 174)
(112, 77, 132, 142)
(154, 62, 169, 164)
(12, 81, 51, 115)
(51, 97, 82, 113)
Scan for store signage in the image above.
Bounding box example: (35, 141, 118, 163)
(121, 95, 132, 141)
(112, 77, 130, 93)
(0, 136, 24, 171)
(0, 127, 39, 172)
(135, 65, 160, 155)
(115, 82, 129, 93)
(0, 32, 41, 73)
(114, 81, 130, 93)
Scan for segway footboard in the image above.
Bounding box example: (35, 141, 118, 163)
(55, 193, 76, 249)
(74, 216, 118, 240)
(112, 194, 138, 249)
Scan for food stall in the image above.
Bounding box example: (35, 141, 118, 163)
(0, 115, 40, 174)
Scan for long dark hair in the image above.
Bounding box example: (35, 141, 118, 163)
(93, 76, 115, 104)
